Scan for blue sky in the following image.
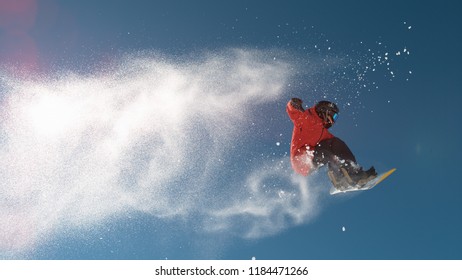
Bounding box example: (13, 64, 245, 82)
(0, 0, 461, 260)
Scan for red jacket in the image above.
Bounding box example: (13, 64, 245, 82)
(287, 100, 334, 176)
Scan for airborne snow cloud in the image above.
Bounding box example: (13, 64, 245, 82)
(0, 49, 322, 256)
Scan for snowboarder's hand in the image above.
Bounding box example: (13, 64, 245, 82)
(290, 98, 304, 112)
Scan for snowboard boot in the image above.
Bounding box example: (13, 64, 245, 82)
(347, 166, 377, 188)
(327, 169, 351, 191)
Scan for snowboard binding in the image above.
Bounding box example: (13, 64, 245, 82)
(328, 167, 377, 191)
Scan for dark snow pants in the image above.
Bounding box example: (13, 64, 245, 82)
(312, 137, 357, 174)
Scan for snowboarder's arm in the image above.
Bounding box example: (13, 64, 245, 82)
(287, 98, 305, 122)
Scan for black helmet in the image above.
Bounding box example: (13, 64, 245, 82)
(315, 101, 339, 127)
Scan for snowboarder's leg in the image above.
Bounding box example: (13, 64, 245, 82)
(313, 138, 352, 189)
(324, 137, 357, 164)
(313, 137, 357, 172)
(314, 137, 377, 188)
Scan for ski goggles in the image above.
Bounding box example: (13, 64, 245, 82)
(332, 112, 339, 122)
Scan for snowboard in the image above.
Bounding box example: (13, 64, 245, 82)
(329, 168, 396, 195)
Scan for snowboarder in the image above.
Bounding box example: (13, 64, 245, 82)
(286, 97, 377, 190)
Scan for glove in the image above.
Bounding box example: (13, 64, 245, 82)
(290, 98, 304, 112)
